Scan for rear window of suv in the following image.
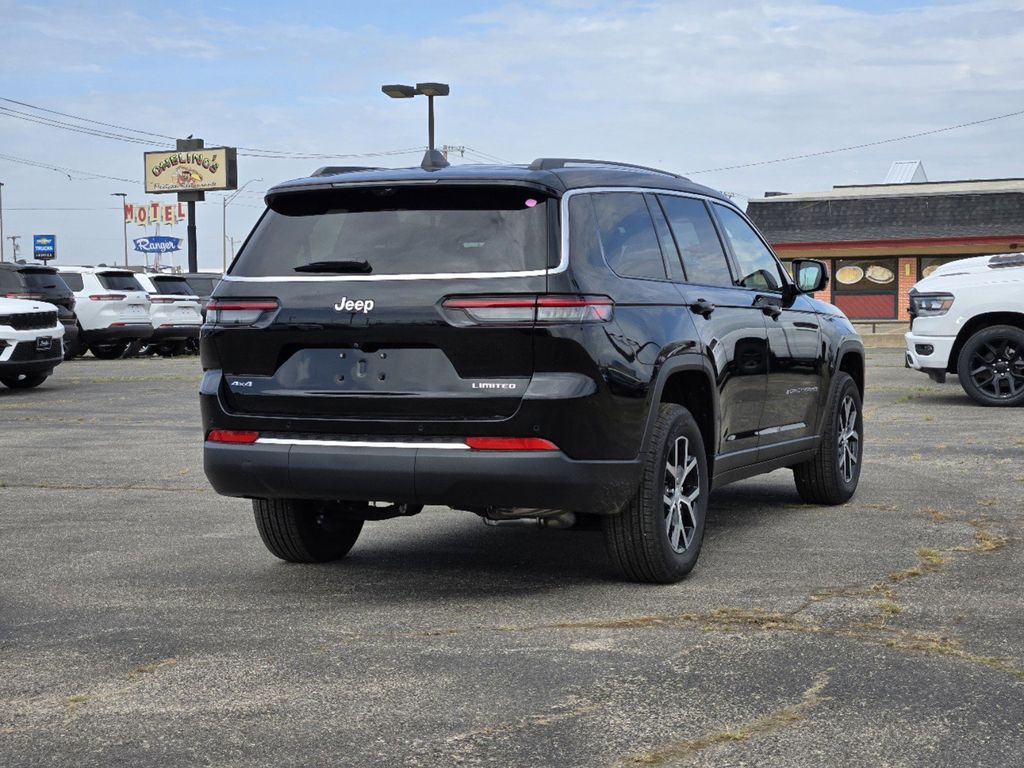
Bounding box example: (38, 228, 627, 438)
(18, 269, 71, 294)
(150, 277, 195, 295)
(98, 272, 145, 291)
(233, 185, 552, 277)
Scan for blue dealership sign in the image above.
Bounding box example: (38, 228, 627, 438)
(33, 234, 56, 261)
(133, 236, 182, 255)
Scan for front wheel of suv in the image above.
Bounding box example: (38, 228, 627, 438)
(956, 325, 1024, 407)
(792, 372, 862, 505)
(253, 498, 365, 563)
(603, 403, 709, 583)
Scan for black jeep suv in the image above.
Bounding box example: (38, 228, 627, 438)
(201, 158, 864, 583)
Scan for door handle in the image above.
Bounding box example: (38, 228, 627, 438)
(754, 295, 782, 319)
(690, 298, 716, 318)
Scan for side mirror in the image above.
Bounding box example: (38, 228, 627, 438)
(792, 259, 829, 294)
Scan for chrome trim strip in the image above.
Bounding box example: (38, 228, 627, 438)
(256, 438, 469, 450)
(755, 422, 806, 437)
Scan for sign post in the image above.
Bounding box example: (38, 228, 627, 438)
(33, 234, 56, 262)
(143, 140, 237, 273)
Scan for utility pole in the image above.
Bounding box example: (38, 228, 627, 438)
(8, 235, 20, 262)
(0, 181, 5, 262)
(441, 145, 465, 161)
(111, 192, 128, 267)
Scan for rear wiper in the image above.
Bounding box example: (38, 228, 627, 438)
(294, 260, 372, 274)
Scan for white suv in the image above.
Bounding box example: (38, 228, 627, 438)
(0, 297, 65, 389)
(134, 273, 203, 356)
(57, 267, 152, 359)
(905, 253, 1024, 406)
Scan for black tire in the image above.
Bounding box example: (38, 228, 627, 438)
(1, 372, 48, 389)
(603, 403, 709, 583)
(88, 341, 130, 360)
(253, 498, 364, 563)
(793, 372, 862, 505)
(956, 325, 1024, 407)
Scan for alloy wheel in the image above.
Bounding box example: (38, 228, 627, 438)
(837, 394, 860, 483)
(968, 338, 1024, 399)
(664, 436, 700, 554)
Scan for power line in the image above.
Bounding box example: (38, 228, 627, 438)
(0, 152, 139, 184)
(0, 97, 176, 140)
(0, 105, 168, 146)
(684, 108, 1024, 175)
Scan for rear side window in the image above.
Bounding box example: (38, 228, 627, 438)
(590, 192, 666, 279)
(59, 272, 84, 291)
(712, 204, 786, 291)
(98, 273, 144, 291)
(657, 196, 733, 287)
(233, 185, 551, 277)
(184, 276, 219, 295)
(150, 277, 195, 295)
(0, 270, 21, 293)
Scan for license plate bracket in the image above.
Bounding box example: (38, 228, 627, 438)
(36, 337, 52, 352)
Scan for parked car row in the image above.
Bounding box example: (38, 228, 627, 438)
(0, 266, 220, 388)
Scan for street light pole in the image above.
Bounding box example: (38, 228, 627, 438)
(0, 181, 5, 263)
(111, 193, 128, 267)
(222, 178, 262, 273)
(381, 82, 450, 166)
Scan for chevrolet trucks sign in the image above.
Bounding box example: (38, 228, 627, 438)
(144, 147, 238, 194)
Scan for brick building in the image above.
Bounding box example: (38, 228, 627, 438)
(746, 170, 1024, 321)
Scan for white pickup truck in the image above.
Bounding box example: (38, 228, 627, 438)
(905, 253, 1024, 406)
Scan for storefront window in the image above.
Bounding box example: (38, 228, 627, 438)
(831, 257, 898, 319)
(919, 256, 962, 279)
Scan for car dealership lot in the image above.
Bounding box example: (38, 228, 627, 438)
(1, 351, 1022, 767)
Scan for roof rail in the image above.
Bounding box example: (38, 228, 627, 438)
(310, 166, 382, 177)
(528, 158, 688, 180)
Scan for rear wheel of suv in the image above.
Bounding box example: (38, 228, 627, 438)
(89, 341, 130, 359)
(253, 498, 365, 563)
(603, 404, 708, 583)
(1, 373, 48, 389)
(793, 372, 862, 505)
(956, 325, 1024, 407)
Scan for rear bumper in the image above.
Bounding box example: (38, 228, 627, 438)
(150, 324, 201, 341)
(82, 324, 154, 344)
(204, 439, 639, 515)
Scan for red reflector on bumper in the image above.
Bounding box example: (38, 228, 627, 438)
(207, 429, 260, 444)
(465, 437, 558, 451)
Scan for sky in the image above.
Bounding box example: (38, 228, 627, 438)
(1, 0, 1022, 271)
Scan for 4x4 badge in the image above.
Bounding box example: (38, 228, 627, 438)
(334, 297, 375, 314)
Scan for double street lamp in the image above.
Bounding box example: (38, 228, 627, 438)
(381, 82, 450, 167)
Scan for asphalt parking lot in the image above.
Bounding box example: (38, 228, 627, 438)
(1, 349, 1022, 767)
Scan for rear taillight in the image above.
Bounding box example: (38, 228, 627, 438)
(89, 293, 126, 301)
(206, 299, 279, 326)
(442, 295, 613, 325)
(207, 429, 260, 444)
(464, 437, 559, 451)
(6, 292, 44, 300)
(150, 297, 176, 304)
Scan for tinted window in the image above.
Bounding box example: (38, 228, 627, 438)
(234, 186, 550, 277)
(18, 269, 71, 295)
(657, 196, 733, 287)
(0, 270, 21, 293)
(713, 204, 785, 291)
(59, 272, 84, 291)
(184, 276, 219, 295)
(150, 277, 196, 295)
(98, 272, 144, 291)
(591, 192, 666, 279)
